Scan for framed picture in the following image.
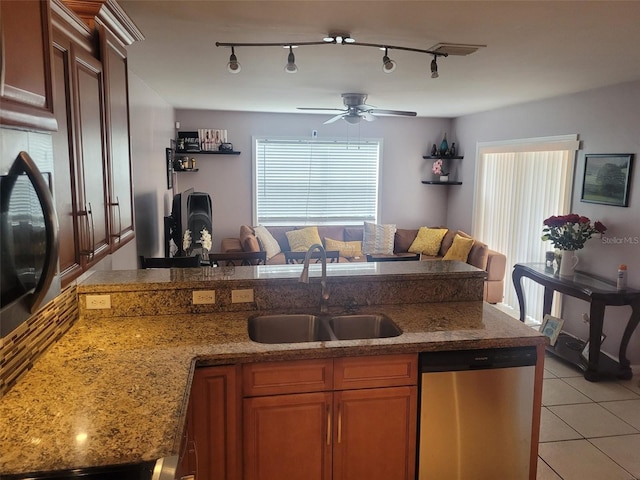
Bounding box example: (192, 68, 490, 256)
(581, 153, 634, 207)
(540, 314, 564, 346)
(165, 147, 173, 190)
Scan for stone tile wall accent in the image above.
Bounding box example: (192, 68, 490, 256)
(0, 285, 78, 398)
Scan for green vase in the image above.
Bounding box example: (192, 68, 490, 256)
(439, 134, 448, 155)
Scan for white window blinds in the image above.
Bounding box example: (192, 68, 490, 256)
(253, 138, 380, 225)
(473, 135, 578, 323)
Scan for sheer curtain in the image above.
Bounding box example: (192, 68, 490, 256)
(473, 135, 579, 324)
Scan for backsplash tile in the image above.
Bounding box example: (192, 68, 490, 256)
(0, 285, 78, 398)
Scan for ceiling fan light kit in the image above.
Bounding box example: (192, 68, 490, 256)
(215, 32, 480, 78)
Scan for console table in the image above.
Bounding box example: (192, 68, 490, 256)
(512, 263, 640, 381)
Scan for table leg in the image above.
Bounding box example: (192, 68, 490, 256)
(585, 301, 606, 382)
(542, 287, 554, 318)
(512, 268, 526, 322)
(618, 300, 640, 380)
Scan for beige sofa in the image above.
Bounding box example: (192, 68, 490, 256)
(221, 225, 506, 304)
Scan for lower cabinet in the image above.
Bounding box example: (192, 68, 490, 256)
(243, 355, 418, 480)
(185, 355, 417, 480)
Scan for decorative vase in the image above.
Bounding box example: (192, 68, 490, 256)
(439, 134, 448, 155)
(558, 250, 579, 277)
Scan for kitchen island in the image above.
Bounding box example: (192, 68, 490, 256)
(0, 261, 545, 478)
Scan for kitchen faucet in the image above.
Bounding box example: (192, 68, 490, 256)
(299, 243, 329, 314)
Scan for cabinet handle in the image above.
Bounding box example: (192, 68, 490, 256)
(87, 202, 95, 259)
(326, 404, 331, 446)
(337, 404, 342, 444)
(109, 196, 122, 240)
(78, 205, 91, 258)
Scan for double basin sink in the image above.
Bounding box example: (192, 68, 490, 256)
(248, 313, 402, 344)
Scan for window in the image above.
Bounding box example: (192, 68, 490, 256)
(473, 135, 579, 324)
(253, 138, 381, 225)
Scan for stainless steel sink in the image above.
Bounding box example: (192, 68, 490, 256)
(247, 314, 334, 344)
(248, 313, 402, 343)
(327, 314, 402, 340)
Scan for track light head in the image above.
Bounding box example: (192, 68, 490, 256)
(227, 47, 241, 74)
(285, 46, 298, 73)
(430, 56, 439, 79)
(382, 48, 396, 73)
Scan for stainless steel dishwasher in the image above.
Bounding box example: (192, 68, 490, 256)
(418, 346, 537, 480)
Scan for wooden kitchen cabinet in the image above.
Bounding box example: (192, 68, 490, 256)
(242, 355, 418, 480)
(0, 0, 57, 131)
(182, 365, 242, 480)
(98, 24, 135, 251)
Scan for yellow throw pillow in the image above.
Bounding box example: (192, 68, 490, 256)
(286, 226, 323, 252)
(443, 234, 475, 262)
(325, 237, 363, 258)
(408, 227, 448, 256)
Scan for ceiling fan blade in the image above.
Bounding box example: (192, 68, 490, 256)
(369, 108, 417, 117)
(298, 107, 347, 112)
(324, 113, 345, 124)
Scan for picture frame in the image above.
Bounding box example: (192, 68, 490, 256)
(581, 153, 634, 207)
(539, 314, 564, 346)
(165, 147, 173, 190)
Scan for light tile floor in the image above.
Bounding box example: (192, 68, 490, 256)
(537, 354, 640, 480)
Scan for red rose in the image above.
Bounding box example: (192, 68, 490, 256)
(594, 221, 607, 233)
(578, 216, 590, 224)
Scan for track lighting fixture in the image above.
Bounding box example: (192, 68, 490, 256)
(382, 48, 396, 73)
(284, 46, 298, 73)
(227, 46, 241, 74)
(430, 55, 439, 79)
(216, 33, 454, 77)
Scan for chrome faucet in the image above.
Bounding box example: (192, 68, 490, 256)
(300, 243, 330, 314)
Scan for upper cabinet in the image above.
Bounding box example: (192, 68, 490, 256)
(49, 0, 142, 285)
(0, 0, 57, 131)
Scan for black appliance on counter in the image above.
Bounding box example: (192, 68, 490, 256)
(1, 152, 60, 337)
(164, 188, 212, 256)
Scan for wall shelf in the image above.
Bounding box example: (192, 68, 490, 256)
(422, 155, 463, 160)
(175, 168, 199, 173)
(422, 180, 463, 185)
(175, 150, 241, 155)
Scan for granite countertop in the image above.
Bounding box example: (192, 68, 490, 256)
(0, 300, 544, 475)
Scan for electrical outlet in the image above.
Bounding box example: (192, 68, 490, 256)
(193, 290, 216, 305)
(232, 289, 254, 303)
(86, 294, 111, 309)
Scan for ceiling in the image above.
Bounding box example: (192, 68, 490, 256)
(119, 1, 640, 118)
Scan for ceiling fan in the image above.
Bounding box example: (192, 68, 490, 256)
(298, 93, 417, 124)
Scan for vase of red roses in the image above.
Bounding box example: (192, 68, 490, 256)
(541, 214, 607, 276)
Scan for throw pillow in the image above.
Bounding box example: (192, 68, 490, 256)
(325, 237, 363, 259)
(408, 227, 449, 256)
(443, 233, 475, 262)
(253, 225, 281, 260)
(286, 226, 323, 252)
(362, 222, 396, 255)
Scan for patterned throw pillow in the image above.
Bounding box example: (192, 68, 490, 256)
(408, 227, 449, 256)
(324, 238, 363, 259)
(285, 226, 323, 252)
(253, 225, 281, 260)
(362, 222, 397, 255)
(442, 233, 475, 262)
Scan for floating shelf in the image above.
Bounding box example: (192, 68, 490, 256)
(422, 180, 463, 185)
(174, 168, 199, 173)
(175, 150, 241, 155)
(423, 155, 463, 160)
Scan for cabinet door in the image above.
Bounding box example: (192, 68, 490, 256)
(99, 26, 134, 250)
(72, 48, 110, 266)
(333, 386, 417, 480)
(190, 365, 242, 480)
(244, 392, 333, 480)
(0, 0, 56, 131)
(51, 30, 82, 285)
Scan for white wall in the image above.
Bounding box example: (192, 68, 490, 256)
(173, 110, 453, 249)
(128, 71, 176, 258)
(452, 80, 640, 363)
